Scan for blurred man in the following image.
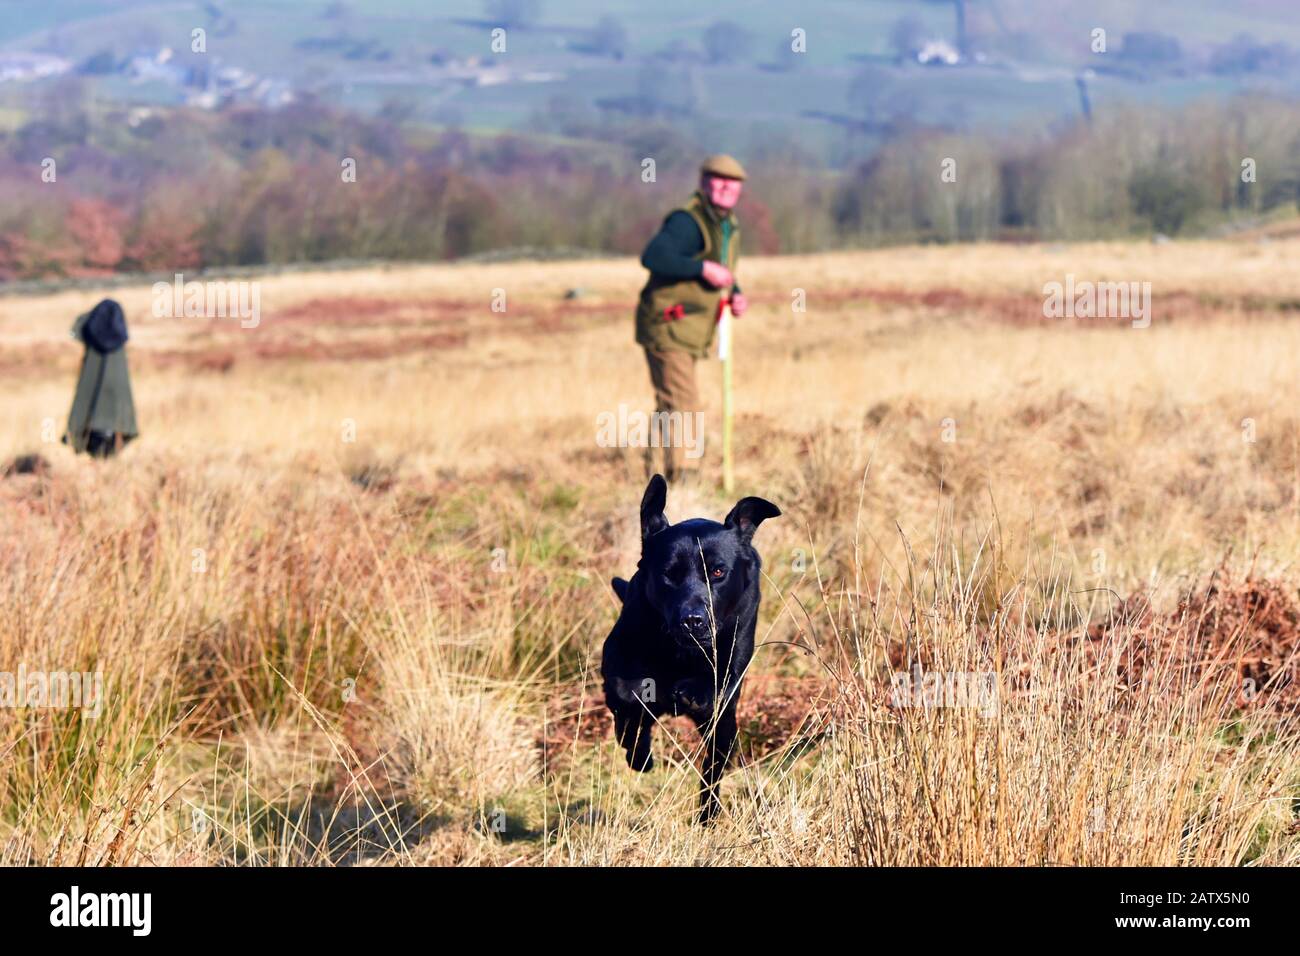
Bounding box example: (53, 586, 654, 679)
(634, 154, 749, 483)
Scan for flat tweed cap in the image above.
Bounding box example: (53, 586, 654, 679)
(700, 154, 747, 181)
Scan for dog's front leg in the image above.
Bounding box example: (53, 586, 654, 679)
(613, 707, 655, 772)
(696, 700, 738, 825)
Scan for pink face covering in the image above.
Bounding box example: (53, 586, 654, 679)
(703, 175, 743, 210)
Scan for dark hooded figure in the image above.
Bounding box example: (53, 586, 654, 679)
(64, 298, 138, 458)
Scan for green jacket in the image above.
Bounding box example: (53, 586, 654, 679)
(635, 191, 740, 359)
(64, 311, 139, 455)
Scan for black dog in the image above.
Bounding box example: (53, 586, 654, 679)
(601, 474, 780, 823)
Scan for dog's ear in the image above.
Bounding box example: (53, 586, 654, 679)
(611, 577, 629, 603)
(640, 474, 669, 542)
(724, 496, 781, 544)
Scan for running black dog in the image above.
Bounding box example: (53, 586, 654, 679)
(601, 474, 780, 823)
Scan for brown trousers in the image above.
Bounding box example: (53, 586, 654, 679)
(643, 346, 703, 479)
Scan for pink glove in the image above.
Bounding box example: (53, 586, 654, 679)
(700, 260, 733, 288)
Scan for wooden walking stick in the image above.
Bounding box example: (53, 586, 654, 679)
(717, 297, 734, 494)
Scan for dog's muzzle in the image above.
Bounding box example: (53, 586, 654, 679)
(674, 613, 714, 649)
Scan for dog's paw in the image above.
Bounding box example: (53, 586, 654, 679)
(670, 678, 713, 716)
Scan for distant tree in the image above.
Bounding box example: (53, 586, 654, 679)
(889, 15, 926, 62)
(78, 49, 118, 76)
(0, 229, 80, 281)
(764, 36, 798, 72)
(847, 65, 916, 126)
(1129, 166, 1205, 235)
(1210, 34, 1293, 75)
(1118, 32, 1182, 65)
(378, 98, 416, 125)
(529, 93, 593, 135)
(759, 35, 800, 72)
(589, 16, 627, 59)
(621, 61, 702, 116)
(702, 20, 753, 65)
(66, 198, 126, 273)
(847, 66, 885, 121)
(20, 78, 90, 147)
(485, 0, 541, 29)
(634, 63, 667, 115)
(922, 0, 971, 57)
(122, 187, 203, 272)
(204, 1, 238, 36)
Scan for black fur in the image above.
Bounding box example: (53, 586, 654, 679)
(600, 474, 780, 824)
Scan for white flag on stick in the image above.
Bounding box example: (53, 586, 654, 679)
(719, 301, 734, 493)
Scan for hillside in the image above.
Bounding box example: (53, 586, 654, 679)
(2, 0, 1299, 156)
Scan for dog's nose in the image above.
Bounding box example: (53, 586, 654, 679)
(680, 613, 708, 635)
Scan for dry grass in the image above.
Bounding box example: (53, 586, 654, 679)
(1, 238, 1298, 865)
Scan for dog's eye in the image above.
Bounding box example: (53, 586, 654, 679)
(710, 567, 725, 579)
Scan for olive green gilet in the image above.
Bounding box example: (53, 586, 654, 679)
(635, 191, 740, 359)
